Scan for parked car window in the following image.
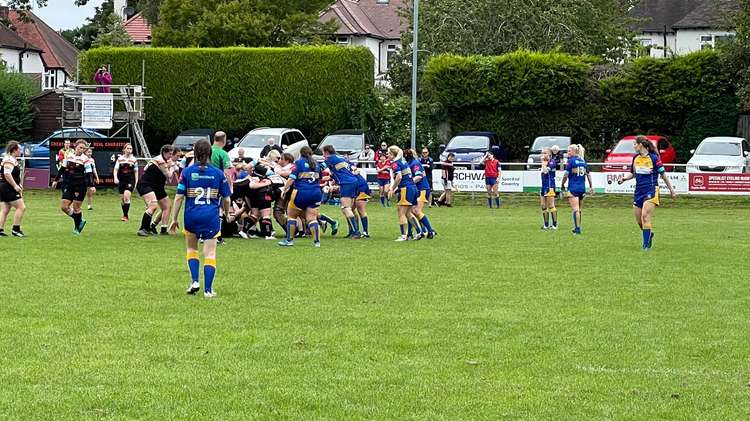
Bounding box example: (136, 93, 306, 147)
(613, 141, 637, 154)
(281, 133, 293, 146)
(293, 131, 305, 143)
(695, 142, 742, 156)
(447, 136, 489, 151)
(742, 140, 750, 155)
(238, 134, 267, 148)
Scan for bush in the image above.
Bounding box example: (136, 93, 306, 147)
(0, 71, 39, 144)
(80, 46, 374, 145)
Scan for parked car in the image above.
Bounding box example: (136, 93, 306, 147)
(5, 128, 106, 169)
(172, 129, 215, 152)
(686, 136, 750, 173)
(228, 128, 308, 161)
(603, 135, 677, 172)
(525, 135, 571, 169)
(312, 130, 372, 162)
(439, 131, 507, 167)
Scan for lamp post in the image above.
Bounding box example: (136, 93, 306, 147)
(410, 0, 420, 152)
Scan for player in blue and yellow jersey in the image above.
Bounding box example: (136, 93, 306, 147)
(560, 144, 593, 235)
(279, 146, 323, 247)
(540, 148, 558, 230)
(322, 145, 361, 239)
(406, 148, 436, 239)
(352, 166, 372, 237)
(617, 136, 676, 250)
(387, 146, 420, 242)
(169, 140, 232, 298)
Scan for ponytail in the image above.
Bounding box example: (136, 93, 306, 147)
(635, 136, 657, 154)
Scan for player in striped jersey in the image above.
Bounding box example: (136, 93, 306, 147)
(0, 141, 26, 237)
(113, 143, 138, 221)
(59, 139, 89, 234)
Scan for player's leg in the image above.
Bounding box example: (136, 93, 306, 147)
(280, 205, 301, 245)
(568, 195, 581, 234)
(356, 199, 369, 237)
(340, 195, 359, 237)
(640, 202, 656, 249)
(122, 189, 132, 220)
(185, 232, 201, 294)
(259, 207, 273, 239)
(10, 199, 26, 236)
(201, 237, 218, 297)
(0, 201, 10, 234)
(486, 184, 493, 208)
(307, 207, 321, 246)
(548, 196, 558, 229)
(86, 187, 95, 209)
(396, 203, 409, 241)
(540, 195, 548, 229)
(138, 192, 158, 236)
(158, 197, 172, 234)
(415, 196, 435, 237)
(493, 183, 500, 208)
(71, 198, 85, 233)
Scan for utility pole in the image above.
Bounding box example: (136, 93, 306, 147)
(410, 0, 420, 151)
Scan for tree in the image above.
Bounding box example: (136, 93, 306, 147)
(151, 0, 335, 47)
(389, 0, 639, 94)
(722, 0, 750, 108)
(60, 1, 114, 50)
(0, 69, 40, 142)
(91, 13, 133, 48)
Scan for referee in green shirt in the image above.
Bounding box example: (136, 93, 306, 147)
(210, 131, 233, 244)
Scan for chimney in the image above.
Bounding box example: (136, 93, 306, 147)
(113, 0, 127, 20)
(0, 6, 9, 22)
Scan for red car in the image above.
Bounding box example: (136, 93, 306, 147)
(602, 135, 677, 172)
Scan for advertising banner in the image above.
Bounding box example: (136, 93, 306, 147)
(689, 173, 750, 193)
(49, 138, 131, 186)
(81, 93, 114, 129)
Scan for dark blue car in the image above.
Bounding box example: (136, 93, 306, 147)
(439, 131, 507, 168)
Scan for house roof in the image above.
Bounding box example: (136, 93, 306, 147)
(123, 11, 152, 44)
(672, 0, 739, 29)
(0, 22, 42, 51)
(319, 0, 406, 40)
(8, 10, 79, 75)
(630, 0, 704, 33)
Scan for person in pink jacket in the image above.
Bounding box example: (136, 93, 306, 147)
(94, 65, 112, 93)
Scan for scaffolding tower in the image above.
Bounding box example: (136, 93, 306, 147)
(57, 84, 152, 158)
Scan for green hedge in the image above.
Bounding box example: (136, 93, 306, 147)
(81, 46, 374, 145)
(424, 50, 739, 161)
(0, 71, 39, 143)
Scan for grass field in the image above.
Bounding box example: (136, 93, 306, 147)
(1, 190, 749, 419)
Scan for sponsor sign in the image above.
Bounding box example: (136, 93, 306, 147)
(689, 173, 750, 193)
(602, 172, 688, 194)
(49, 138, 131, 186)
(81, 93, 114, 129)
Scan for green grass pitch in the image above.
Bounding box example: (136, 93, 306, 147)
(1, 190, 749, 419)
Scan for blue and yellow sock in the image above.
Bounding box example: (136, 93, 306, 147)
(542, 209, 549, 227)
(407, 220, 414, 237)
(550, 207, 557, 226)
(419, 214, 433, 234)
(204, 258, 216, 293)
(319, 214, 335, 225)
(360, 216, 369, 233)
(286, 220, 297, 242)
(348, 216, 359, 235)
(310, 221, 320, 243)
(187, 250, 200, 283)
(400, 224, 406, 236)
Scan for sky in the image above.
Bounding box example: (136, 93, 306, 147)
(31, 0, 105, 31)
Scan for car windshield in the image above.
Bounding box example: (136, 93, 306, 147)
(174, 135, 207, 145)
(613, 141, 637, 154)
(238, 134, 269, 148)
(696, 142, 741, 156)
(531, 137, 570, 152)
(446, 136, 489, 152)
(318, 135, 362, 152)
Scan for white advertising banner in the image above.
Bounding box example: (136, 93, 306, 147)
(439, 169, 523, 192)
(600, 172, 689, 194)
(81, 93, 114, 129)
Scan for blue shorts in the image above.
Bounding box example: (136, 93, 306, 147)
(185, 216, 221, 240)
(356, 179, 371, 201)
(290, 189, 322, 210)
(634, 188, 659, 208)
(396, 185, 419, 206)
(377, 178, 390, 187)
(486, 177, 497, 186)
(567, 191, 585, 200)
(340, 183, 358, 199)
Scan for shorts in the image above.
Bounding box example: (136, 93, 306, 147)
(290, 188, 322, 211)
(634, 188, 660, 208)
(137, 182, 168, 201)
(356, 180, 371, 201)
(396, 185, 419, 206)
(118, 176, 135, 194)
(185, 227, 221, 241)
(0, 183, 22, 203)
(565, 190, 585, 200)
(443, 179, 453, 190)
(485, 177, 497, 186)
(232, 183, 250, 203)
(62, 183, 87, 202)
(274, 189, 290, 213)
(418, 189, 431, 203)
(377, 178, 390, 187)
(85, 173, 95, 188)
(339, 183, 358, 199)
(541, 187, 556, 197)
(249, 188, 273, 210)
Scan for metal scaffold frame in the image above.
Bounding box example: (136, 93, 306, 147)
(57, 84, 153, 158)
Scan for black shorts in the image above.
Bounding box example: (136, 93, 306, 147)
(0, 183, 22, 203)
(233, 183, 250, 204)
(85, 173, 95, 188)
(118, 176, 135, 194)
(62, 183, 87, 202)
(137, 182, 167, 201)
(249, 188, 273, 210)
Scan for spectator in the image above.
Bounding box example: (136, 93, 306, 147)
(550, 144, 564, 170)
(358, 144, 375, 168)
(94, 65, 112, 93)
(377, 141, 388, 160)
(436, 153, 455, 207)
(420, 148, 435, 196)
(260, 137, 283, 158)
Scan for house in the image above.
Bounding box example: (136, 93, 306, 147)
(0, 15, 45, 77)
(632, 0, 739, 57)
(114, 0, 152, 46)
(0, 7, 79, 90)
(319, 0, 407, 80)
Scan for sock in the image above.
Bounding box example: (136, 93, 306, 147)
(204, 258, 216, 293)
(495, 197, 500, 207)
(572, 211, 579, 229)
(487, 197, 493, 208)
(161, 226, 168, 234)
(12, 225, 20, 232)
(380, 196, 385, 206)
(286, 220, 297, 241)
(122, 203, 130, 217)
(186, 251, 200, 282)
(642, 229, 651, 248)
(348, 216, 359, 235)
(550, 207, 558, 226)
(419, 214, 433, 233)
(407, 220, 414, 237)
(543, 209, 549, 227)
(360, 216, 369, 233)
(140, 212, 152, 231)
(319, 214, 335, 225)
(260, 218, 272, 237)
(399, 223, 406, 236)
(410, 217, 422, 235)
(72, 212, 82, 230)
(310, 221, 320, 243)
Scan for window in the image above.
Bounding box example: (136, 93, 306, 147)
(387, 44, 398, 68)
(43, 70, 57, 90)
(335, 36, 350, 45)
(376, 0, 389, 3)
(281, 133, 293, 146)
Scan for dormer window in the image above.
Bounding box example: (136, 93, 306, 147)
(376, 0, 389, 4)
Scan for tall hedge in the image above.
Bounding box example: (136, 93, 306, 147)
(0, 71, 39, 144)
(423, 50, 739, 161)
(80, 46, 374, 145)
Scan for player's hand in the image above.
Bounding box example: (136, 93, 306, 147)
(588, 188, 594, 196)
(51, 181, 57, 189)
(670, 189, 677, 199)
(387, 189, 393, 199)
(15, 185, 23, 193)
(168, 221, 179, 235)
(226, 214, 235, 223)
(114, 179, 119, 185)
